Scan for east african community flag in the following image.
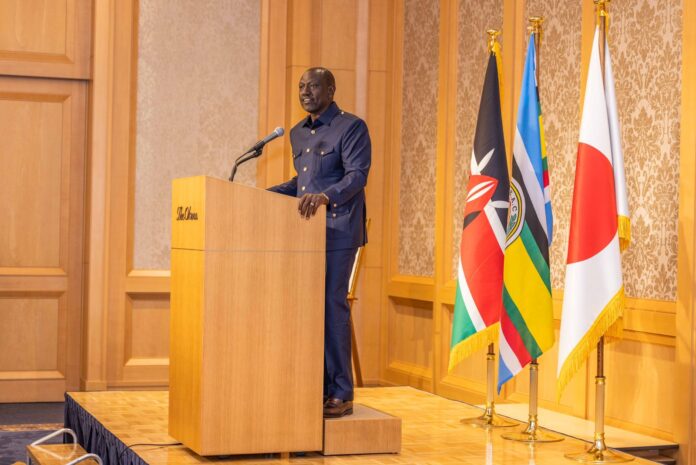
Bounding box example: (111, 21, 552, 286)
(448, 47, 509, 371)
(498, 32, 554, 391)
(557, 27, 629, 396)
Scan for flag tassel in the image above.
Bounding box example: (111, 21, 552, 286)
(618, 215, 631, 252)
(448, 324, 498, 373)
(557, 286, 624, 399)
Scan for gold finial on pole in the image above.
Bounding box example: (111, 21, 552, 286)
(594, 0, 611, 23)
(595, 0, 610, 68)
(486, 29, 501, 52)
(527, 16, 544, 88)
(527, 16, 544, 48)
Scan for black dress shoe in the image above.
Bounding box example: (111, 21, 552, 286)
(323, 398, 353, 418)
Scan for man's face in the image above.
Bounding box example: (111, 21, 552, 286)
(299, 71, 334, 116)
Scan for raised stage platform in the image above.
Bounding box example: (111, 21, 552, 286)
(65, 387, 665, 465)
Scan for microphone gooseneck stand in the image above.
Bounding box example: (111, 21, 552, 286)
(229, 147, 263, 182)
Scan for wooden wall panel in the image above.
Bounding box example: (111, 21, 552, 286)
(385, 297, 433, 390)
(0, 77, 86, 402)
(0, 0, 91, 79)
(352, 0, 391, 385)
(352, 267, 383, 382)
(387, 298, 433, 370)
(319, 0, 358, 70)
(675, 0, 696, 461)
(331, 69, 357, 113)
(0, 1, 68, 54)
(0, 95, 62, 268)
(0, 297, 60, 372)
(125, 294, 170, 363)
(601, 340, 675, 440)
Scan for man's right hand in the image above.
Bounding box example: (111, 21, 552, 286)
(298, 193, 329, 219)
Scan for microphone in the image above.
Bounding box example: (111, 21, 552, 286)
(248, 127, 284, 153)
(229, 127, 285, 182)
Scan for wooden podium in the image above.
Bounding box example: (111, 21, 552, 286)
(169, 176, 325, 456)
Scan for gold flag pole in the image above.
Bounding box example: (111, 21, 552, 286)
(462, 29, 517, 430)
(501, 16, 563, 444)
(462, 343, 518, 427)
(565, 3, 632, 461)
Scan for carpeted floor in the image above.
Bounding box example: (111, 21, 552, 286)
(0, 430, 62, 465)
(0, 402, 65, 465)
(0, 403, 64, 426)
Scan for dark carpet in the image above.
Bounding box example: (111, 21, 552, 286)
(0, 402, 65, 465)
(0, 403, 64, 426)
(0, 430, 62, 465)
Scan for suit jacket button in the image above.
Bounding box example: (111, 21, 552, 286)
(303, 167, 307, 172)
(332, 213, 336, 218)
(301, 186, 306, 191)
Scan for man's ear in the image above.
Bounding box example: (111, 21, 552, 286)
(328, 85, 336, 99)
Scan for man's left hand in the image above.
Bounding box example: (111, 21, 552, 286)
(298, 193, 329, 219)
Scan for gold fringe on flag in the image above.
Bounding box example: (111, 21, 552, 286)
(448, 323, 499, 373)
(604, 316, 624, 340)
(617, 215, 631, 252)
(556, 287, 625, 399)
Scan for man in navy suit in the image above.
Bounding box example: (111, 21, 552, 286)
(268, 67, 371, 418)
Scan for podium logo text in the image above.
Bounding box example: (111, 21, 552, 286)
(176, 206, 199, 221)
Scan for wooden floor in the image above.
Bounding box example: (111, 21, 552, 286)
(68, 387, 657, 465)
(494, 403, 677, 450)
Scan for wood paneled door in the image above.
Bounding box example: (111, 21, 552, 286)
(0, 76, 87, 402)
(0, 0, 91, 402)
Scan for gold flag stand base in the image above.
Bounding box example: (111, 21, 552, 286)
(461, 403, 518, 429)
(501, 414, 564, 442)
(565, 433, 634, 463)
(462, 343, 518, 429)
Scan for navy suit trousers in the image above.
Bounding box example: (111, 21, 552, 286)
(324, 247, 359, 401)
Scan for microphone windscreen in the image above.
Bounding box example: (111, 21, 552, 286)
(274, 127, 285, 137)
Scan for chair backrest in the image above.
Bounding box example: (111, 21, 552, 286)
(25, 428, 102, 465)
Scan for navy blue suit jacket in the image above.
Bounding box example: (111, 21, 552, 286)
(268, 102, 371, 251)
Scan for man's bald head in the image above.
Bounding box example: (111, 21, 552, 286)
(299, 67, 336, 120)
(305, 67, 336, 89)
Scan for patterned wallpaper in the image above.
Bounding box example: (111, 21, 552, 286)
(524, 0, 583, 292)
(608, 0, 682, 300)
(451, 0, 504, 278)
(398, 0, 441, 277)
(510, 0, 681, 301)
(133, 0, 260, 270)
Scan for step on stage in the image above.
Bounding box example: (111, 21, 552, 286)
(65, 386, 665, 465)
